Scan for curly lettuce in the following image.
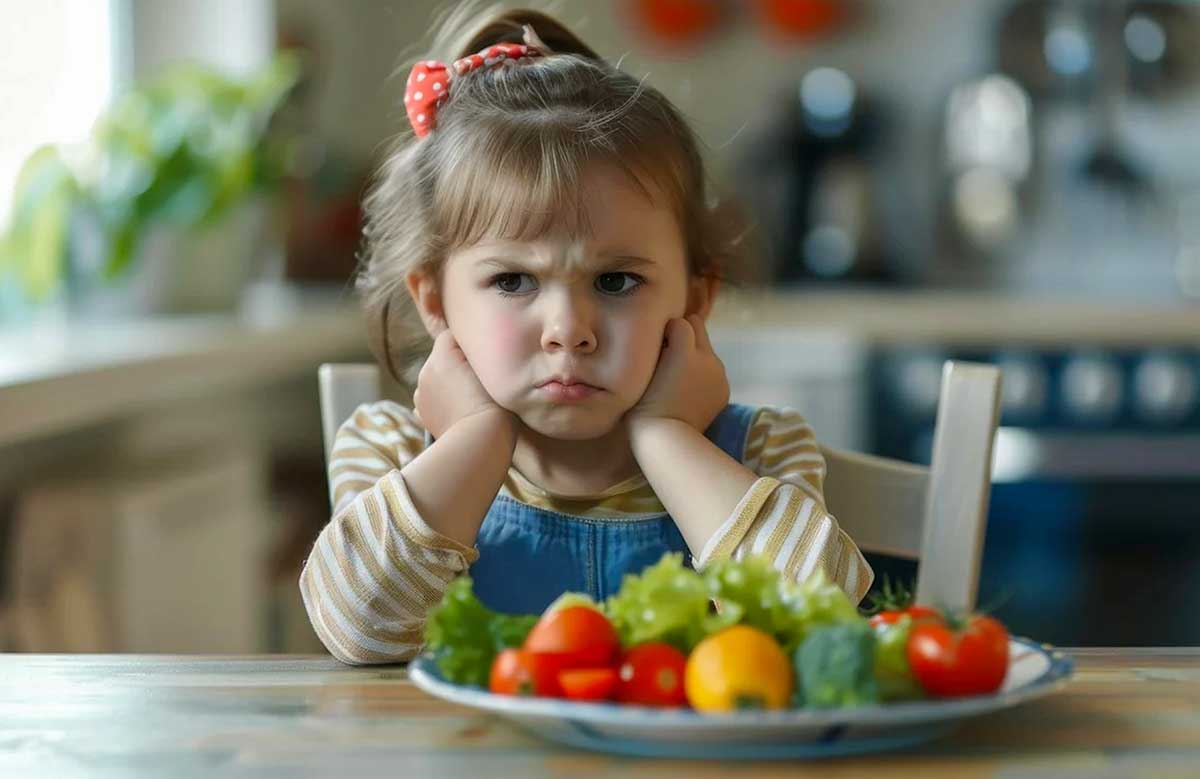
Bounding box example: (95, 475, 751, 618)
(706, 555, 864, 654)
(422, 577, 537, 687)
(603, 553, 739, 652)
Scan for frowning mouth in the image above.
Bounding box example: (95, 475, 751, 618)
(536, 377, 601, 402)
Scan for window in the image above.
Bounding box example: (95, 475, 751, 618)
(0, 0, 119, 224)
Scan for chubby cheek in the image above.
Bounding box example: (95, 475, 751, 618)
(609, 315, 665, 402)
(459, 308, 528, 403)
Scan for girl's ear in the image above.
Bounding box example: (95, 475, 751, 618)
(685, 274, 721, 319)
(405, 269, 448, 336)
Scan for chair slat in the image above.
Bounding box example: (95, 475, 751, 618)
(820, 446, 927, 560)
(914, 361, 1002, 613)
(318, 364, 381, 464)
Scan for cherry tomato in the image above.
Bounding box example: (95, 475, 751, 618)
(488, 649, 561, 697)
(615, 642, 689, 707)
(906, 614, 1010, 697)
(523, 606, 620, 670)
(558, 668, 619, 702)
(869, 605, 942, 628)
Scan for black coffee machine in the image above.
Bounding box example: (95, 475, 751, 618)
(734, 66, 892, 285)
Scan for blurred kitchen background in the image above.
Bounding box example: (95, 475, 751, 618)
(2, 0, 1199, 654)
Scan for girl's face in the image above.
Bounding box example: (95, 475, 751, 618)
(437, 164, 694, 440)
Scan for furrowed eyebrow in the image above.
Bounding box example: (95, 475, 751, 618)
(600, 254, 657, 270)
(476, 258, 530, 272)
(476, 255, 657, 274)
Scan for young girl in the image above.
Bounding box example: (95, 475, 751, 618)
(301, 8, 873, 665)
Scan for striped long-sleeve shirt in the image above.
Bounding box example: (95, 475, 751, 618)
(300, 402, 874, 664)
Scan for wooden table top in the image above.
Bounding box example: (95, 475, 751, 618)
(1, 648, 1197, 777)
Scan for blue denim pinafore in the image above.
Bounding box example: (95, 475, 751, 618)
(465, 403, 757, 615)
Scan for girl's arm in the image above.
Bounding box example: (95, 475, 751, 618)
(628, 416, 759, 555)
(700, 407, 872, 601)
(630, 411, 872, 602)
(626, 315, 756, 555)
(628, 317, 872, 602)
(300, 402, 513, 665)
(401, 407, 517, 546)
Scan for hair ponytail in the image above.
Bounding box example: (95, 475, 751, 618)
(449, 8, 601, 60)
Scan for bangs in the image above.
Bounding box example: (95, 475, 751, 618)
(428, 123, 688, 251)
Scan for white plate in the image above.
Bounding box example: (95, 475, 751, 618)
(408, 636, 1074, 759)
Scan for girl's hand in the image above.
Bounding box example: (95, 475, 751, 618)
(627, 315, 730, 435)
(414, 330, 515, 440)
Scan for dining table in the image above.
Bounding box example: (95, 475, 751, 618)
(0, 648, 1196, 778)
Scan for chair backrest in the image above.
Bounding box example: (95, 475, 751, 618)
(317, 360, 1001, 613)
(318, 363, 381, 463)
(822, 361, 1002, 613)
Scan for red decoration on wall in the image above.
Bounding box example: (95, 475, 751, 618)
(628, 0, 726, 48)
(755, 0, 845, 39)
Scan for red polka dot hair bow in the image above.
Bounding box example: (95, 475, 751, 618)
(404, 43, 540, 138)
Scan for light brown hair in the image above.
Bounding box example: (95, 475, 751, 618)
(357, 6, 749, 383)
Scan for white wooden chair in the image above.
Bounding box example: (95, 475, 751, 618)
(318, 360, 1002, 614)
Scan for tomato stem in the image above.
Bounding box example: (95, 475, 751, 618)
(860, 573, 917, 616)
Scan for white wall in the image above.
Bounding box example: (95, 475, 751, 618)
(131, 0, 276, 78)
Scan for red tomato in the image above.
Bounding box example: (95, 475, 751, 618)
(906, 614, 1010, 697)
(523, 606, 620, 670)
(489, 649, 561, 697)
(868, 605, 943, 628)
(558, 668, 619, 702)
(615, 642, 689, 707)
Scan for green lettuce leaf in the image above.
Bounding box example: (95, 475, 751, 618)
(422, 577, 536, 687)
(705, 556, 865, 654)
(603, 553, 739, 652)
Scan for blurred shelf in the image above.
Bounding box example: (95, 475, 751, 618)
(0, 295, 369, 447)
(9, 286, 1196, 446)
(712, 289, 1200, 346)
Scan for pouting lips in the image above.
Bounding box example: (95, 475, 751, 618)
(537, 380, 600, 402)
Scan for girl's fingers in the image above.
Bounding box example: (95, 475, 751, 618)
(433, 329, 467, 363)
(430, 329, 452, 356)
(666, 317, 696, 352)
(688, 313, 713, 352)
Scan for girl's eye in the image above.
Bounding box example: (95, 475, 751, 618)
(493, 273, 537, 295)
(595, 272, 642, 296)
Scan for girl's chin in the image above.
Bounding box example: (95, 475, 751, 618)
(515, 405, 625, 441)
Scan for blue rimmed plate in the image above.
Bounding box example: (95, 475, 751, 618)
(408, 636, 1073, 759)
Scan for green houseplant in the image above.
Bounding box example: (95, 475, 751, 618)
(1, 53, 300, 317)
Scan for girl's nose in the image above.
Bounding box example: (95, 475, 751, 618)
(541, 294, 597, 354)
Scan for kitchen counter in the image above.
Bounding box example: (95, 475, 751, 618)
(711, 289, 1200, 346)
(0, 296, 368, 446)
(2, 649, 1195, 776)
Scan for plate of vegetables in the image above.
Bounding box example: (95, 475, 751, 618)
(408, 554, 1073, 759)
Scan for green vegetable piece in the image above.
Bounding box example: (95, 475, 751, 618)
(703, 555, 794, 641)
(706, 557, 865, 655)
(794, 621, 880, 708)
(603, 553, 738, 652)
(872, 615, 925, 702)
(422, 577, 536, 687)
